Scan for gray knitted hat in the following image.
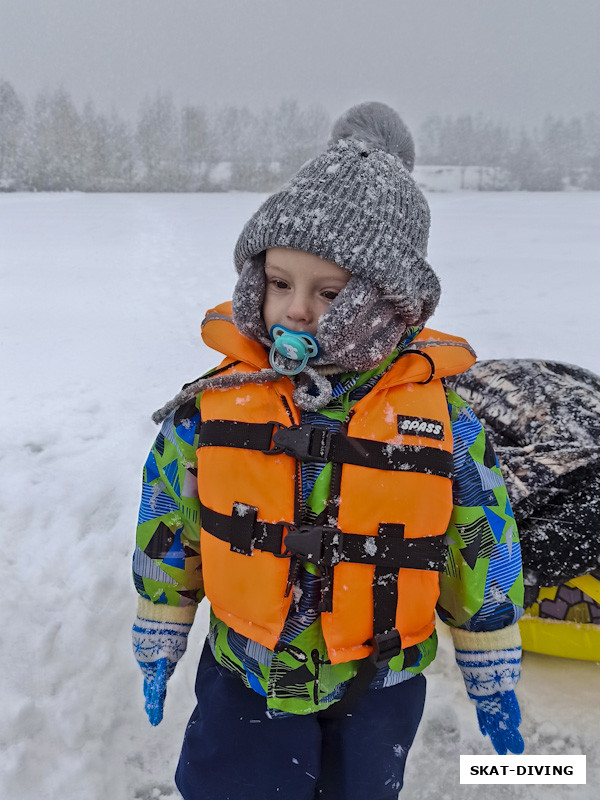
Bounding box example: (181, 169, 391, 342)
(232, 101, 440, 375)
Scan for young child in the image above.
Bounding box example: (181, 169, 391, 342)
(132, 102, 525, 800)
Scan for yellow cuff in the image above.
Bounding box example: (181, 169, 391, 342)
(136, 596, 198, 624)
(450, 623, 522, 652)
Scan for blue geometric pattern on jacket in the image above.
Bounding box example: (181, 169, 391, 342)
(451, 405, 498, 507)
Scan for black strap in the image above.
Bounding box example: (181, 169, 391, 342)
(199, 420, 454, 479)
(324, 429, 453, 477)
(199, 420, 276, 452)
(200, 502, 286, 556)
(201, 505, 447, 572)
(373, 569, 399, 638)
(281, 523, 448, 572)
(318, 632, 421, 720)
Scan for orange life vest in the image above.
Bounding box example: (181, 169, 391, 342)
(197, 302, 475, 665)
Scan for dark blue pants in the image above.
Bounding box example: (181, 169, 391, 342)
(175, 644, 426, 800)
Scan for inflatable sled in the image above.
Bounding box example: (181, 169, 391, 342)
(448, 359, 600, 661)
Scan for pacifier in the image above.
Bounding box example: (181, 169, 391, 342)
(269, 325, 321, 375)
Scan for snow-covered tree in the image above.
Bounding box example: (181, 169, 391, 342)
(136, 93, 183, 191)
(180, 105, 212, 189)
(0, 79, 26, 189)
(28, 87, 84, 190)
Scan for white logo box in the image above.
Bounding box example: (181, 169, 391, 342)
(460, 755, 586, 784)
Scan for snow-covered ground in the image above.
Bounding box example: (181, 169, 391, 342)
(1, 190, 600, 800)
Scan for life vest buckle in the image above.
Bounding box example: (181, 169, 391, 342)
(280, 523, 342, 567)
(367, 629, 403, 666)
(269, 424, 332, 463)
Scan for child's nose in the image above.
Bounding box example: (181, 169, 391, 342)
(287, 294, 312, 323)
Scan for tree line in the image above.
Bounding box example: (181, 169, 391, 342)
(0, 80, 330, 192)
(419, 113, 600, 190)
(1, 79, 599, 192)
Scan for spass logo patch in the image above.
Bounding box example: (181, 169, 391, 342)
(397, 415, 445, 440)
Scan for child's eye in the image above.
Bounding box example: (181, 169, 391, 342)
(269, 278, 289, 290)
(322, 290, 339, 301)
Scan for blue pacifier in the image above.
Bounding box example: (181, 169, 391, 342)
(269, 325, 321, 376)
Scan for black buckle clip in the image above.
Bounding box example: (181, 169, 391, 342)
(266, 423, 332, 463)
(260, 421, 286, 454)
(368, 630, 403, 667)
(278, 524, 342, 567)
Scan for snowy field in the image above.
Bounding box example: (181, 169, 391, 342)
(2, 190, 600, 800)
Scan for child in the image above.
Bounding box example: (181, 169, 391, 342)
(132, 102, 525, 800)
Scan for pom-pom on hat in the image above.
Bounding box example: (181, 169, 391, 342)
(330, 101, 416, 170)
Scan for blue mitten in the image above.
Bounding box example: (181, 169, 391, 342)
(132, 614, 193, 725)
(475, 689, 524, 755)
(454, 640, 524, 755)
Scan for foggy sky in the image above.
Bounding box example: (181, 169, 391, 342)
(2, 0, 599, 129)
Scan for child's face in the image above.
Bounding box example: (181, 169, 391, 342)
(262, 247, 351, 337)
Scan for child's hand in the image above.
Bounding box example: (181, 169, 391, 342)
(452, 630, 524, 754)
(141, 657, 173, 726)
(474, 689, 524, 755)
(132, 615, 192, 725)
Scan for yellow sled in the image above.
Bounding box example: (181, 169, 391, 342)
(519, 575, 600, 661)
